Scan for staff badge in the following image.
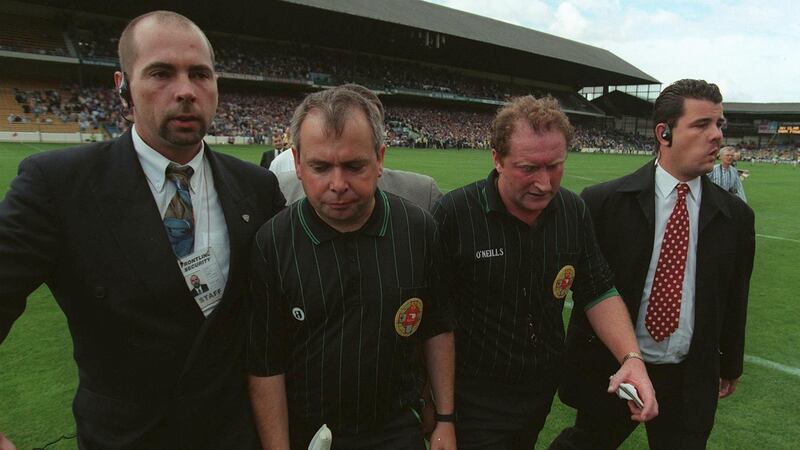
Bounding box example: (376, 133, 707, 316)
(552, 265, 576, 299)
(395, 297, 423, 337)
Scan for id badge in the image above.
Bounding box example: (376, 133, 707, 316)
(178, 247, 225, 317)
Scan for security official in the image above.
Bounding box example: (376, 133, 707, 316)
(552, 79, 755, 450)
(0, 11, 284, 448)
(247, 85, 456, 450)
(432, 96, 657, 450)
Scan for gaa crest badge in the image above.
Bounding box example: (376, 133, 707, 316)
(552, 265, 575, 299)
(395, 297, 423, 337)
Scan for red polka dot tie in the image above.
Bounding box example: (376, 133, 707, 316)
(646, 183, 690, 342)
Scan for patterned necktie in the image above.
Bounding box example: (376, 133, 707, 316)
(163, 163, 195, 257)
(645, 182, 690, 342)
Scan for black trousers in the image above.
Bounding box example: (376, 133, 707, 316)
(289, 408, 425, 450)
(549, 362, 712, 450)
(456, 370, 559, 450)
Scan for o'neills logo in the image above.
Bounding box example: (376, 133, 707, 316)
(475, 248, 504, 259)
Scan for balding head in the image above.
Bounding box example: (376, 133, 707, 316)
(118, 11, 215, 74)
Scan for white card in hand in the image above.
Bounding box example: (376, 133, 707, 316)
(617, 383, 644, 408)
(309, 423, 332, 450)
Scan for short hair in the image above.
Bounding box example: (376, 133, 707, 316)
(338, 84, 385, 122)
(652, 79, 722, 141)
(491, 95, 574, 158)
(290, 85, 385, 156)
(118, 11, 215, 74)
(719, 146, 736, 156)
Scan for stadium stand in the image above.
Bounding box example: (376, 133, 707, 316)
(0, 14, 69, 57)
(0, 0, 796, 157)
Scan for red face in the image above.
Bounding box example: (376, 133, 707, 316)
(659, 99, 725, 181)
(493, 120, 567, 225)
(118, 19, 218, 163)
(295, 109, 384, 233)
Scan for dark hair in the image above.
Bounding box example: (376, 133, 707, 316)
(491, 95, 574, 158)
(652, 79, 722, 142)
(118, 11, 215, 74)
(290, 85, 384, 156)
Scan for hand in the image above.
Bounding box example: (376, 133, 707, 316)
(607, 358, 658, 422)
(0, 433, 17, 450)
(719, 377, 740, 398)
(420, 388, 437, 436)
(429, 422, 456, 450)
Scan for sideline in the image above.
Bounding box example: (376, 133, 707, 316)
(756, 233, 800, 244)
(563, 300, 800, 378)
(565, 174, 596, 181)
(21, 142, 48, 153)
(743, 355, 800, 377)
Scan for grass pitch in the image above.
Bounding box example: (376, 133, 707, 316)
(0, 142, 798, 449)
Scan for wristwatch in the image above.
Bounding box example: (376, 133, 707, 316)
(622, 351, 644, 365)
(434, 412, 456, 423)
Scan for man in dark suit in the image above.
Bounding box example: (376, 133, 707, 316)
(552, 79, 755, 449)
(0, 11, 284, 449)
(189, 274, 210, 296)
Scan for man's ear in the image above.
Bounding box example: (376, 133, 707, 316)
(491, 148, 503, 173)
(376, 145, 386, 176)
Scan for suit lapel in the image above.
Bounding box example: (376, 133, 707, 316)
(698, 176, 730, 234)
(174, 147, 257, 380)
(617, 161, 658, 317)
(692, 176, 733, 335)
(90, 131, 201, 319)
(205, 148, 251, 309)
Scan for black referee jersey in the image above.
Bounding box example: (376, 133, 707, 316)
(432, 170, 617, 385)
(248, 189, 453, 435)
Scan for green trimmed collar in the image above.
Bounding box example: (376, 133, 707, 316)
(298, 189, 391, 245)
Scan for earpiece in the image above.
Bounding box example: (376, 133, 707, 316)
(660, 123, 672, 146)
(119, 72, 133, 108)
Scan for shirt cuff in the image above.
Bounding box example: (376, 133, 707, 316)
(583, 287, 620, 311)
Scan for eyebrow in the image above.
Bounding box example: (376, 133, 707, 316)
(140, 62, 213, 73)
(307, 157, 371, 165)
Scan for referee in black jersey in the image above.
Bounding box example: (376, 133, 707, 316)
(247, 85, 456, 450)
(432, 96, 658, 449)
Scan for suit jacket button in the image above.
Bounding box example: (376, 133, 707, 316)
(94, 287, 106, 298)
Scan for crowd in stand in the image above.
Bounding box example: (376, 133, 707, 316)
(572, 126, 650, 153)
(209, 93, 299, 142)
(738, 147, 799, 163)
(21, 19, 599, 114)
(385, 105, 492, 149)
(2, 15, 798, 161)
(6, 86, 657, 152)
(10, 86, 125, 132)
(73, 21, 120, 62)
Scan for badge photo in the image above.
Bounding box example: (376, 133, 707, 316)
(552, 265, 576, 299)
(394, 297, 423, 337)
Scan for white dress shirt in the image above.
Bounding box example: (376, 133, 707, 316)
(268, 148, 296, 174)
(636, 163, 702, 364)
(131, 125, 231, 290)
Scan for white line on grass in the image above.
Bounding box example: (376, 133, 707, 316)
(563, 300, 800, 377)
(744, 355, 800, 377)
(566, 174, 596, 181)
(756, 234, 800, 244)
(21, 142, 47, 153)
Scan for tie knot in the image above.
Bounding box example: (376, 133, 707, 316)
(166, 163, 194, 186)
(676, 183, 689, 198)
